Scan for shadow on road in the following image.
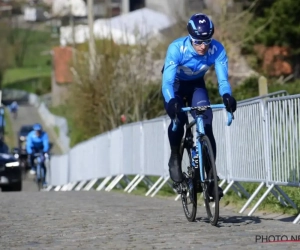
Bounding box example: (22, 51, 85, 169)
(195, 215, 261, 227)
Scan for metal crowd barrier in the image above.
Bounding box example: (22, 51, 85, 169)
(46, 92, 300, 224)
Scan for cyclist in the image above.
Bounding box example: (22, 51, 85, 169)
(161, 13, 237, 198)
(9, 101, 18, 119)
(26, 123, 50, 187)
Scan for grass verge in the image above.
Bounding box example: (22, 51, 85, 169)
(3, 67, 51, 85)
(109, 177, 299, 217)
(4, 108, 16, 149)
(221, 183, 300, 216)
(53, 126, 59, 137)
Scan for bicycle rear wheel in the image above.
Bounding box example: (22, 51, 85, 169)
(180, 138, 197, 222)
(36, 164, 43, 191)
(201, 135, 219, 226)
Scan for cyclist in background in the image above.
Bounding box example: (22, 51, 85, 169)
(26, 123, 50, 187)
(161, 13, 237, 198)
(10, 101, 19, 119)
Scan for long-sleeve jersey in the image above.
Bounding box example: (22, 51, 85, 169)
(26, 131, 49, 154)
(162, 36, 232, 103)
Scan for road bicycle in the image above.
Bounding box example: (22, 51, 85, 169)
(172, 104, 233, 226)
(33, 152, 49, 191)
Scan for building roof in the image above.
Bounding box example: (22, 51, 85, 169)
(93, 7, 175, 44)
(60, 7, 176, 46)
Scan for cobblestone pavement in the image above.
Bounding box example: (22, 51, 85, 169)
(0, 191, 299, 250)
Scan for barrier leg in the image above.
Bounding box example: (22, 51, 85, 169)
(105, 175, 124, 192)
(233, 182, 250, 198)
(219, 179, 226, 188)
(248, 184, 274, 216)
(96, 176, 112, 191)
(54, 185, 62, 191)
(293, 214, 300, 224)
(75, 180, 88, 191)
(128, 175, 145, 193)
(151, 177, 169, 197)
(231, 185, 243, 198)
(45, 185, 53, 191)
(61, 183, 70, 191)
(143, 176, 154, 189)
(67, 182, 78, 191)
(239, 182, 265, 214)
(123, 175, 131, 185)
(145, 176, 163, 196)
(223, 180, 234, 195)
(83, 178, 99, 191)
(275, 185, 297, 209)
(124, 175, 140, 192)
(270, 189, 288, 207)
(175, 194, 181, 201)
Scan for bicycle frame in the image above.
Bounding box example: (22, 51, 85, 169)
(172, 104, 233, 182)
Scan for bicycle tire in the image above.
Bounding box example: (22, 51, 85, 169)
(36, 164, 43, 191)
(38, 179, 43, 191)
(179, 138, 197, 222)
(201, 135, 219, 226)
(21, 165, 27, 180)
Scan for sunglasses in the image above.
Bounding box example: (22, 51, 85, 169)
(190, 36, 212, 46)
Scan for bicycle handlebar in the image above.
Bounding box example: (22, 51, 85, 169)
(33, 152, 49, 158)
(172, 104, 234, 132)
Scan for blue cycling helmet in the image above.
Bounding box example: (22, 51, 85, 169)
(33, 123, 43, 131)
(187, 13, 214, 40)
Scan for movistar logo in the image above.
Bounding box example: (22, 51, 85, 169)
(180, 46, 187, 53)
(208, 45, 217, 55)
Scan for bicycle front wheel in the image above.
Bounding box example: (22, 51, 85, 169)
(180, 140, 197, 222)
(201, 135, 219, 226)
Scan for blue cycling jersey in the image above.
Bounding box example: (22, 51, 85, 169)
(162, 36, 232, 103)
(10, 102, 18, 111)
(26, 130, 49, 154)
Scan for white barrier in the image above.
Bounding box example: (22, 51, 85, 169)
(47, 94, 300, 224)
(29, 95, 70, 153)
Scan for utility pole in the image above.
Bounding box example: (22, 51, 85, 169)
(87, 0, 96, 77)
(105, 0, 112, 17)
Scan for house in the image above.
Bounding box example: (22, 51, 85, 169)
(50, 0, 122, 19)
(51, 0, 86, 17)
(59, 7, 175, 46)
(93, 8, 175, 45)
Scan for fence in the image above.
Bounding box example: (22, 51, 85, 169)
(45, 92, 300, 224)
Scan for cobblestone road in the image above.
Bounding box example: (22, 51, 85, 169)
(0, 191, 299, 250)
